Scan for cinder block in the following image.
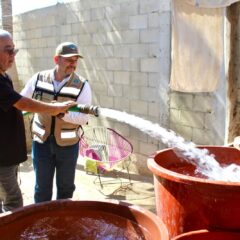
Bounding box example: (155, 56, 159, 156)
(140, 29, 160, 43)
(170, 92, 193, 110)
(140, 87, 158, 102)
(107, 58, 122, 71)
(131, 72, 148, 86)
(193, 95, 213, 112)
(180, 110, 205, 129)
(113, 45, 130, 58)
(141, 58, 160, 72)
(91, 8, 105, 20)
(130, 100, 148, 115)
(129, 15, 148, 29)
(123, 58, 139, 71)
(130, 44, 148, 58)
(99, 95, 114, 108)
(114, 97, 130, 111)
(123, 86, 140, 100)
(114, 71, 130, 85)
(108, 85, 123, 97)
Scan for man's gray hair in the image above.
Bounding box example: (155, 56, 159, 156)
(0, 29, 12, 39)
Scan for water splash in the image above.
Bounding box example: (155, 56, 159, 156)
(99, 108, 240, 182)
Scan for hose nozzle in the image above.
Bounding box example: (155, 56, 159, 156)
(69, 104, 99, 117)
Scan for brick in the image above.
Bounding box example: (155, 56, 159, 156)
(130, 100, 148, 115)
(193, 95, 213, 112)
(129, 15, 148, 29)
(169, 123, 193, 142)
(96, 45, 113, 57)
(113, 45, 130, 58)
(91, 8, 105, 20)
(105, 5, 121, 18)
(78, 34, 92, 45)
(122, 58, 139, 71)
(130, 44, 148, 58)
(97, 70, 114, 83)
(91, 82, 108, 95)
(112, 17, 129, 31)
(170, 92, 193, 110)
(180, 110, 205, 129)
(92, 57, 107, 70)
(120, 1, 139, 16)
(149, 13, 161, 28)
(170, 109, 181, 124)
(60, 24, 72, 36)
(140, 29, 160, 43)
(148, 103, 160, 117)
(123, 86, 139, 100)
(107, 30, 139, 44)
(107, 58, 122, 71)
(99, 95, 114, 108)
(82, 46, 97, 57)
(140, 87, 158, 102)
(108, 84, 123, 97)
(114, 97, 130, 111)
(192, 128, 218, 145)
(139, 141, 158, 155)
(141, 58, 160, 72)
(92, 33, 107, 45)
(114, 71, 130, 85)
(131, 72, 148, 87)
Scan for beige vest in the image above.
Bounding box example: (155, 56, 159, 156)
(31, 70, 85, 146)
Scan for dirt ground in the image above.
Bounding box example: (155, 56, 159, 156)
(19, 154, 156, 213)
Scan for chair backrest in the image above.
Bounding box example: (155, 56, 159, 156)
(80, 126, 133, 169)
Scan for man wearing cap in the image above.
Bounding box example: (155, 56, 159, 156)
(21, 42, 92, 203)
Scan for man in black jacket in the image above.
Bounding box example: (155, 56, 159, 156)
(0, 29, 76, 212)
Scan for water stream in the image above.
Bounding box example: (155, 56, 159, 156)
(99, 108, 240, 182)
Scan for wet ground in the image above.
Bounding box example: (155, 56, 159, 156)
(19, 154, 156, 213)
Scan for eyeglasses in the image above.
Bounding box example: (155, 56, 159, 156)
(3, 48, 19, 56)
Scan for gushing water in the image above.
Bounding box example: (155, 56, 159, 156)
(99, 108, 240, 182)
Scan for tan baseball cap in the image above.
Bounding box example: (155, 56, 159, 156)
(55, 42, 83, 58)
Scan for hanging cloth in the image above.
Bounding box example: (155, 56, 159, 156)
(185, 0, 239, 8)
(170, 0, 225, 92)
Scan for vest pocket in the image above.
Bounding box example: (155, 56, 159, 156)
(32, 121, 46, 137)
(60, 129, 77, 139)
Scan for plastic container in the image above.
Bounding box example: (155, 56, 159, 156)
(148, 146, 240, 238)
(172, 229, 240, 240)
(0, 199, 169, 240)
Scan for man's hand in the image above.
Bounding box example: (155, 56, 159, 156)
(50, 100, 77, 116)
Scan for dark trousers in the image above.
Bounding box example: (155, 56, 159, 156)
(32, 136, 79, 203)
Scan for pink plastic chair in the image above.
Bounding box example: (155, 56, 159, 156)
(79, 126, 133, 189)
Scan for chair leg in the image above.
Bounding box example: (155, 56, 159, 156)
(126, 163, 131, 183)
(93, 156, 133, 193)
(97, 168, 103, 188)
(122, 156, 132, 184)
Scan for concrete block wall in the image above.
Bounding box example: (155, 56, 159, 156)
(169, 91, 226, 146)
(11, 0, 227, 175)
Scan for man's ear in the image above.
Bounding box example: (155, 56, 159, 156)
(54, 55, 59, 64)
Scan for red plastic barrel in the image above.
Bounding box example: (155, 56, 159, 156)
(172, 229, 240, 240)
(148, 146, 240, 238)
(0, 199, 169, 240)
